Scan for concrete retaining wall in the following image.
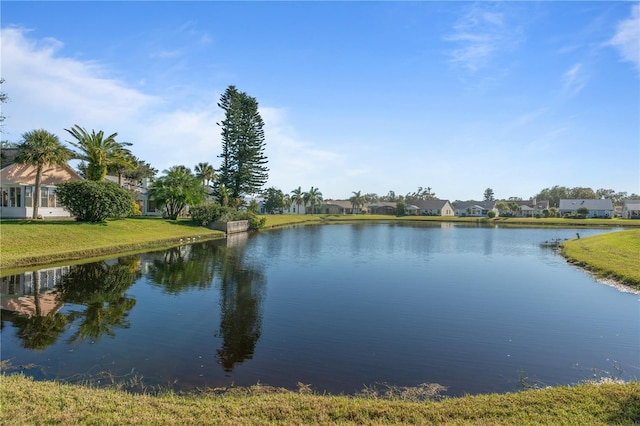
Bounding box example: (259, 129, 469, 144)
(208, 220, 250, 234)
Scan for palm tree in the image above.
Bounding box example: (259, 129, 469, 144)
(218, 184, 230, 206)
(15, 129, 72, 219)
(304, 186, 323, 215)
(194, 162, 216, 189)
(65, 124, 132, 181)
(148, 166, 206, 220)
(107, 149, 137, 186)
(350, 190, 366, 214)
(291, 186, 304, 214)
(283, 194, 292, 213)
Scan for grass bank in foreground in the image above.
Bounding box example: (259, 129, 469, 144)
(561, 229, 640, 289)
(1, 374, 638, 425)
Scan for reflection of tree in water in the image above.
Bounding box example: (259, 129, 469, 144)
(216, 248, 266, 372)
(56, 257, 140, 344)
(147, 242, 218, 294)
(145, 238, 266, 371)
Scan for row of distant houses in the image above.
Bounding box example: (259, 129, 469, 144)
(1, 157, 639, 219)
(280, 198, 640, 219)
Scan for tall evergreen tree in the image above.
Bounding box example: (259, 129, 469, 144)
(217, 85, 268, 199)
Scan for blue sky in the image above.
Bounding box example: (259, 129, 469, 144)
(2, 1, 638, 201)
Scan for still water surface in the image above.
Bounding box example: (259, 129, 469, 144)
(2, 223, 638, 396)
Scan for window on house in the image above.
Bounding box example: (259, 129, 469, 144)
(10, 187, 21, 207)
(147, 199, 157, 212)
(2, 188, 22, 207)
(24, 187, 33, 207)
(40, 188, 49, 208)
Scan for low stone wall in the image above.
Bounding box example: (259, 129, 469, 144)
(208, 220, 250, 234)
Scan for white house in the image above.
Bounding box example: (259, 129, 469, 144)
(558, 199, 614, 218)
(413, 199, 455, 216)
(0, 162, 82, 219)
(622, 199, 640, 219)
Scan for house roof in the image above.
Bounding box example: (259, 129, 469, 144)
(623, 199, 640, 208)
(367, 201, 397, 208)
(0, 162, 83, 186)
(322, 200, 352, 209)
(452, 200, 496, 210)
(413, 199, 452, 210)
(558, 199, 614, 210)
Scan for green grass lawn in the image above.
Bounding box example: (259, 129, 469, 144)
(1, 374, 638, 425)
(562, 229, 640, 288)
(0, 217, 224, 271)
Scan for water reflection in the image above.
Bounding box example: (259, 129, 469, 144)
(139, 237, 266, 372)
(2, 257, 140, 350)
(2, 268, 69, 350)
(216, 254, 265, 371)
(146, 244, 217, 294)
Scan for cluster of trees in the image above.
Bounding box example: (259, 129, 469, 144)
(9, 84, 270, 223)
(13, 124, 154, 221)
(532, 186, 637, 207)
(261, 186, 323, 214)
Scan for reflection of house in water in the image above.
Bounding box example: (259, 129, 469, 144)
(1, 266, 68, 316)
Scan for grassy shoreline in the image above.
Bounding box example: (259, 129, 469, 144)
(1, 374, 638, 425)
(561, 229, 640, 289)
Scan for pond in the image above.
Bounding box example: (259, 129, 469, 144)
(1, 223, 638, 397)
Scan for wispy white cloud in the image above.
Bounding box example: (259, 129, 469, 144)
(444, 4, 522, 72)
(562, 63, 587, 97)
(608, 4, 640, 71)
(1, 26, 344, 186)
(1, 27, 158, 131)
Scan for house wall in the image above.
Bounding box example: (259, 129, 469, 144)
(323, 205, 347, 214)
(0, 184, 73, 218)
(283, 204, 307, 214)
(0, 206, 72, 219)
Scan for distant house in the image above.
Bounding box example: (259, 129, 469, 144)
(405, 204, 420, 215)
(321, 200, 354, 215)
(501, 199, 550, 217)
(283, 202, 308, 215)
(622, 199, 640, 219)
(558, 199, 614, 218)
(0, 162, 83, 219)
(452, 200, 497, 217)
(367, 202, 397, 215)
(414, 199, 455, 216)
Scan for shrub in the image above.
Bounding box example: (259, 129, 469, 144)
(190, 203, 227, 226)
(56, 181, 134, 222)
(487, 211, 496, 218)
(190, 203, 265, 230)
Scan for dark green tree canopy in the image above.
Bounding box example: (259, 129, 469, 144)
(262, 187, 285, 213)
(216, 85, 268, 199)
(148, 165, 206, 220)
(56, 180, 134, 222)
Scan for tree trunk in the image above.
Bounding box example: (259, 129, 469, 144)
(32, 164, 42, 219)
